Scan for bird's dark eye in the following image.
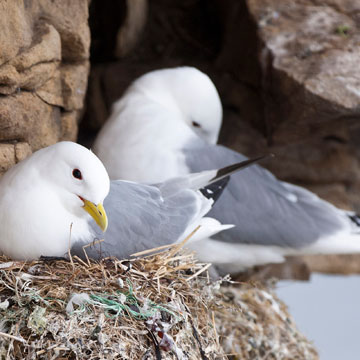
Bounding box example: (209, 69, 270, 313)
(192, 121, 201, 128)
(72, 169, 82, 180)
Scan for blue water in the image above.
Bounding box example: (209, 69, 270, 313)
(277, 274, 360, 360)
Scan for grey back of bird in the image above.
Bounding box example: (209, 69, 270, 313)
(184, 140, 350, 248)
(72, 180, 203, 259)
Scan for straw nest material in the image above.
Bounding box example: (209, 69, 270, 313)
(0, 242, 318, 359)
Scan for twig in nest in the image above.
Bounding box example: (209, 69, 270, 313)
(168, 225, 200, 258)
(186, 263, 212, 282)
(82, 239, 105, 266)
(191, 322, 209, 360)
(131, 225, 201, 258)
(148, 330, 162, 360)
(0, 332, 27, 344)
(67, 223, 74, 269)
(212, 311, 220, 350)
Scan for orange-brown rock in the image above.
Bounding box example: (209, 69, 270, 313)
(0, 142, 33, 174)
(36, 62, 90, 111)
(0, 93, 61, 151)
(37, 0, 91, 61)
(0, 0, 90, 171)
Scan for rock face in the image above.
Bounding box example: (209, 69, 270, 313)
(241, 0, 360, 210)
(0, 0, 90, 175)
(247, 0, 360, 145)
(84, 0, 360, 212)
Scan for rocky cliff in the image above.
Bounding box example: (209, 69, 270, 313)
(0, 0, 90, 175)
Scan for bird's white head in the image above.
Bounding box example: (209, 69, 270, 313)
(32, 141, 110, 231)
(133, 67, 223, 144)
(0, 141, 110, 260)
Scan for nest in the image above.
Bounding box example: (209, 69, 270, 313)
(0, 242, 318, 359)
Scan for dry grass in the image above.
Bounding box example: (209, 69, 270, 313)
(0, 243, 318, 359)
(215, 282, 319, 359)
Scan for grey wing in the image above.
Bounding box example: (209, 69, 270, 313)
(72, 181, 202, 259)
(184, 142, 351, 248)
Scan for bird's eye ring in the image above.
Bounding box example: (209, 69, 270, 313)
(72, 168, 82, 180)
(192, 121, 201, 128)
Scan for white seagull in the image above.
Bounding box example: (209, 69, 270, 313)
(0, 141, 262, 262)
(93, 66, 360, 272)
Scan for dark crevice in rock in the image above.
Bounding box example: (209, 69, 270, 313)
(15, 59, 60, 73)
(323, 135, 347, 144)
(89, 0, 127, 63)
(33, 92, 62, 111)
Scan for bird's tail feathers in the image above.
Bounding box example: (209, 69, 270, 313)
(179, 217, 234, 245)
(187, 239, 286, 273)
(287, 232, 360, 256)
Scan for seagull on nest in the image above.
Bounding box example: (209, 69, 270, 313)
(93, 66, 360, 272)
(0, 141, 263, 263)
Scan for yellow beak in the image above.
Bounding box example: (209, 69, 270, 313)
(82, 199, 108, 232)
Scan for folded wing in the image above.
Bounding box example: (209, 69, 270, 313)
(184, 141, 356, 249)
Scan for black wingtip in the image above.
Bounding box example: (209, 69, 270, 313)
(200, 177, 230, 203)
(349, 214, 360, 227)
(208, 153, 273, 186)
